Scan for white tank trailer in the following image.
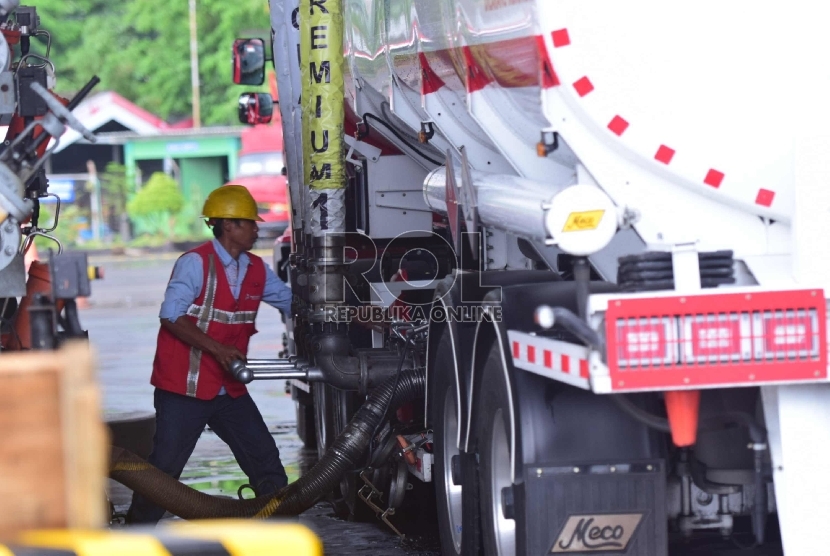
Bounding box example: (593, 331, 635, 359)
(255, 1, 830, 554)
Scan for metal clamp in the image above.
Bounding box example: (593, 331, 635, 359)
(357, 469, 405, 538)
(19, 192, 62, 256)
(36, 193, 61, 232)
(17, 53, 55, 74)
(21, 229, 62, 255)
(357, 470, 385, 513)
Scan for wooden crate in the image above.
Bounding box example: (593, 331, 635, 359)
(0, 342, 108, 539)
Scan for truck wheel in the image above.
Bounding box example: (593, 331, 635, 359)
(295, 399, 316, 449)
(313, 383, 336, 460)
(432, 330, 481, 555)
(474, 343, 518, 556)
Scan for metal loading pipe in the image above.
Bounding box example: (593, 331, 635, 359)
(109, 368, 426, 520)
(423, 166, 567, 241)
(248, 370, 308, 380)
(244, 360, 302, 369)
(230, 351, 408, 392)
(229, 359, 309, 384)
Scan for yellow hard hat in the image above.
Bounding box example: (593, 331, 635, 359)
(202, 185, 264, 222)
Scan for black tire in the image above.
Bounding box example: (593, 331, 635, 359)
(474, 343, 520, 556)
(313, 382, 337, 460)
(314, 384, 363, 507)
(295, 399, 317, 449)
(432, 329, 482, 556)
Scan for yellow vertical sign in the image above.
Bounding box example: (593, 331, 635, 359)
(300, 0, 345, 191)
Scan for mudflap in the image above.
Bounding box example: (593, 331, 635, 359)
(517, 459, 667, 555)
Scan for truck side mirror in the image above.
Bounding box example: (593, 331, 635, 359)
(232, 38, 266, 86)
(238, 92, 273, 125)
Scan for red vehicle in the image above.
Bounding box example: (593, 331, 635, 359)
(223, 123, 289, 238)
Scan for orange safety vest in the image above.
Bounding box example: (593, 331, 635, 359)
(150, 241, 265, 399)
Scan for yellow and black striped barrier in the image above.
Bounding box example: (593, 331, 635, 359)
(0, 520, 323, 555)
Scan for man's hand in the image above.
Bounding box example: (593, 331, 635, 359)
(161, 317, 246, 372)
(211, 344, 246, 372)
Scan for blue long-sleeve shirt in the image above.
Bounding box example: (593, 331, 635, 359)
(159, 239, 292, 321)
(159, 240, 292, 394)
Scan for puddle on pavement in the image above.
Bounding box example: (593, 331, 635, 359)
(183, 459, 303, 497)
(178, 428, 313, 499)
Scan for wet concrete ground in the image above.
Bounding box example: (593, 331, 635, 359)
(83, 252, 440, 555)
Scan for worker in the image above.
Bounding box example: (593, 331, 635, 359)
(126, 185, 293, 524)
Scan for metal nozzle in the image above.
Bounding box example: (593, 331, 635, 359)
(229, 359, 254, 384)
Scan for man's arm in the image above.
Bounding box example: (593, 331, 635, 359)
(159, 253, 204, 323)
(159, 253, 244, 371)
(262, 262, 293, 315)
(161, 318, 245, 371)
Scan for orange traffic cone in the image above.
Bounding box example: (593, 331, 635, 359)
(664, 390, 701, 447)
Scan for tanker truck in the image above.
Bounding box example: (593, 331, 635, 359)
(230, 1, 830, 554)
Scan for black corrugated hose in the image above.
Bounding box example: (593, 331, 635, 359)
(110, 368, 426, 519)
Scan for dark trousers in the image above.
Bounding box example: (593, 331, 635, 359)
(127, 388, 288, 524)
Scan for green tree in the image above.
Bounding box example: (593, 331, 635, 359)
(127, 172, 185, 237)
(30, 0, 271, 125)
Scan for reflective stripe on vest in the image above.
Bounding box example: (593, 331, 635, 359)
(185, 305, 257, 325)
(186, 254, 218, 397)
